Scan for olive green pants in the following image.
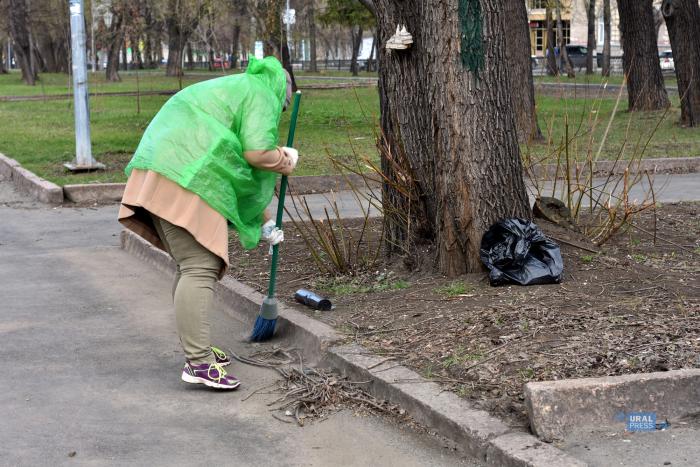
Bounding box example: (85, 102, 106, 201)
(151, 214, 223, 365)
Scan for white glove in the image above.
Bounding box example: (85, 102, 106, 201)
(282, 147, 299, 170)
(261, 219, 284, 246)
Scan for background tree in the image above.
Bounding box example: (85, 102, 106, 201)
(105, 1, 127, 81)
(505, 0, 542, 143)
(306, 0, 318, 72)
(662, 0, 700, 127)
(8, 0, 36, 84)
(230, 0, 247, 68)
(602, 0, 611, 76)
(32, 0, 70, 73)
(617, 0, 670, 111)
(319, 0, 374, 76)
(359, 0, 530, 276)
(585, 0, 595, 75)
(555, 0, 575, 77)
(252, 0, 297, 88)
(545, 5, 558, 76)
(164, 0, 206, 77)
(0, 12, 8, 74)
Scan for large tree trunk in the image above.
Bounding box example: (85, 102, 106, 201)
(373, 0, 530, 276)
(586, 0, 595, 75)
(350, 25, 362, 76)
(308, 0, 318, 72)
(618, 0, 670, 111)
(556, 0, 575, 77)
(8, 0, 36, 85)
(105, 14, 124, 82)
(546, 6, 558, 76)
(662, 0, 700, 127)
(602, 0, 611, 77)
(504, 0, 542, 143)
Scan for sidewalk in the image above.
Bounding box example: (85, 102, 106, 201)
(0, 177, 476, 466)
(280, 172, 700, 221)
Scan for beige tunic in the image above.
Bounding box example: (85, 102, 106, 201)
(118, 148, 293, 278)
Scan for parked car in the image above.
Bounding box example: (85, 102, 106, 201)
(212, 57, 229, 69)
(659, 50, 674, 71)
(565, 45, 589, 69)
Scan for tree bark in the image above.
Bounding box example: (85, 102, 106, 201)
(504, 0, 542, 143)
(373, 0, 530, 276)
(8, 0, 36, 85)
(602, 0, 611, 77)
(662, 0, 700, 127)
(586, 0, 595, 74)
(308, 0, 318, 72)
(556, 0, 575, 77)
(653, 7, 664, 39)
(546, 6, 558, 76)
(617, 0, 670, 111)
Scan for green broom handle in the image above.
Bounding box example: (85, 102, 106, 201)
(268, 91, 302, 299)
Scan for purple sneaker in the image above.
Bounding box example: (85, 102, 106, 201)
(211, 346, 231, 367)
(181, 362, 241, 390)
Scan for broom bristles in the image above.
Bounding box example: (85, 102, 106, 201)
(250, 316, 277, 342)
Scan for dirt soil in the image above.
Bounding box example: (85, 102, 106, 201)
(227, 202, 700, 429)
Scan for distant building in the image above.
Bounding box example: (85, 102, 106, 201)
(526, 0, 674, 57)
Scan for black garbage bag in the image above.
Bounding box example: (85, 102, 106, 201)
(479, 218, 564, 286)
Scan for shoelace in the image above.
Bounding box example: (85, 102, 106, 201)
(206, 363, 227, 383)
(211, 346, 227, 361)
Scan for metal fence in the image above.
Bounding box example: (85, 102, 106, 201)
(531, 55, 625, 76)
(181, 58, 377, 73)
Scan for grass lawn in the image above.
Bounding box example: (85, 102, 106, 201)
(0, 72, 697, 186)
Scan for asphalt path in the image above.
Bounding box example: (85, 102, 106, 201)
(0, 176, 477, 467)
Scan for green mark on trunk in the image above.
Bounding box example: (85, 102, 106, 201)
(458, 0, 484, 78)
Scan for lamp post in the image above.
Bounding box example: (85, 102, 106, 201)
(65, 0, 104, 171)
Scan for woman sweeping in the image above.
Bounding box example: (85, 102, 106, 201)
(118, 57, 298, 390)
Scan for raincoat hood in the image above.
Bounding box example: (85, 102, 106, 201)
(246, 56, 288, 106)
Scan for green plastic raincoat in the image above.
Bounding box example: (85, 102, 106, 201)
(125, 56, 287, 249)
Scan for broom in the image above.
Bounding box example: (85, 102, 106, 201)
(250, 90, 302, 342)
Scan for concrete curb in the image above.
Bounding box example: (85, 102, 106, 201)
(525, 369, 700, 443)
(0, 153, 63, 204)
(119, 228, 586, 466)
(64, 183, 126, 203)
